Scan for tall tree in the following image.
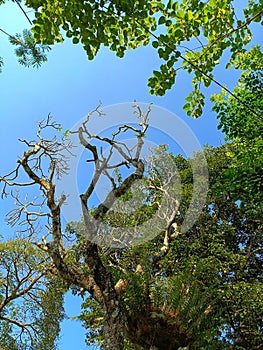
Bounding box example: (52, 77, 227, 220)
(1, 103, 262, 348)
(0, 107, 150, 349)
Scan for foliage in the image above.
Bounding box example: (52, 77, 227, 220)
(8, 29, 51, 68)
(20, 0, 263, 117)
(75, 144, 263, 349)
(0, 0, 50, 71)
(25, 0, 156, 57)
(211, 45, 263, 207)
(1, 1, 262, 116)
(0, 237, 66, 350)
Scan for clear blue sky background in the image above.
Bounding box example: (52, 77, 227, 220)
(0, 1, 262, 349)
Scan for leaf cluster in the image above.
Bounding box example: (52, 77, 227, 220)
(25, 0, 156, 59)
(20, 0, 263, 117)
(211, 46, 263, 207)
(8, 29, 51, 68)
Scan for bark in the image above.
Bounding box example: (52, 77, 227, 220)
(103, 299, 125, 349)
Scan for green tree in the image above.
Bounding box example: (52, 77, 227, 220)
(74, 144, 262, 349)
(1, 2, 262, 349)
(0, 237, 66, 350)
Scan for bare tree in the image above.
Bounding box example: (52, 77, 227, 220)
(0, 104, 184, 349)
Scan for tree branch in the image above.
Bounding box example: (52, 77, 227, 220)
(14, 0, 33, 25)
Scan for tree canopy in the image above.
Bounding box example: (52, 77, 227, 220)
(0, 237, 65, 350)
(69, 143, 263, 349)
(24, 0, 263, 116)
(1, 0, 262, 116)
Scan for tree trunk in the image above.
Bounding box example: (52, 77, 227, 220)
(103, 299, 125, 349)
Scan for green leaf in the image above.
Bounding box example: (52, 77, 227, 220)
(158, 16, 166, 25)
(152, 40, 159, 49)
(72, 37, 79, 44)
(187, 10, 193, 21)
(183, 103, 191, 111)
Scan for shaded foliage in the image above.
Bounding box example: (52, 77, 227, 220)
(74, 144, 263, 349)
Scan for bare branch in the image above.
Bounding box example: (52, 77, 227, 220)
(0, 271, 46, 312)
(0, 314, 35, 332)
(13, 0, 33, 25)
(0, 107, 155, 346)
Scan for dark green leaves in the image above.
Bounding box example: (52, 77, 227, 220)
(72, 36, 79, 44)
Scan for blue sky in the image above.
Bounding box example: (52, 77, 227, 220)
(0, 1, 262, 349)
